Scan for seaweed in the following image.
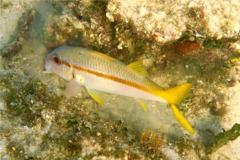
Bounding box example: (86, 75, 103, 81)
(207, 123, 240, 154)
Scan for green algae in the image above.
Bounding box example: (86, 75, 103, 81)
(1, 76, 61, 127)
(207, 123, 240, 154)
(0, 0, 12, 9)
(203, 38, 227, 49)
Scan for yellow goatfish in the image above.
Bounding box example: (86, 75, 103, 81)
(45, 45, 195, 134)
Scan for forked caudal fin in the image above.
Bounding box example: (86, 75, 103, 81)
(163, 83, 192, 104)
(171, 104, 194, 134)
(151, 83, 195, 134)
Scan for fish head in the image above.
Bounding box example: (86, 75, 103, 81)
(45, 46, 74, 80)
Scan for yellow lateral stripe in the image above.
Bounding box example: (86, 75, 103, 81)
(62, 61, 149, 92)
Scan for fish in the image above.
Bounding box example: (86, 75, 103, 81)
(45, 45, 195, 134)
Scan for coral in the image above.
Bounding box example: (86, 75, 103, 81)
(107, 0, 240, 44)
(42, 0, 115, 52)
(140, 129, 165, 158)
(229, 40, 240, 54)
(107, 0, 188, 44)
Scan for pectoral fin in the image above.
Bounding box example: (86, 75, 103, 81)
(86, 87, 104, 105)
(64, 79, 83, 98)
(171, 104, 194, 134)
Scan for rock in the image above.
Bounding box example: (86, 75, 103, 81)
(106, 0, 240, 44)
(0, 0, 33, 57)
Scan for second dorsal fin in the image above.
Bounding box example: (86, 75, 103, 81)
(127, 61, 149, 77)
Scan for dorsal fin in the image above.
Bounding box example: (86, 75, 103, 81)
(92, 51, 115, 61)
(127, 61, 149, 77)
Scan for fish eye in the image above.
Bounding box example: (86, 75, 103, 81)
(52, 55, 62, 65)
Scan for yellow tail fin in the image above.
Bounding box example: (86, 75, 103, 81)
(151, 83, 192, 104)
(171, 104, 195, 134)
(151, 83, 194, 134)
(164, 83, 192, 104)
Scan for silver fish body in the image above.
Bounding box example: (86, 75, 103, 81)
(45, 46, 166, 103)
(45, 45, 194, 134)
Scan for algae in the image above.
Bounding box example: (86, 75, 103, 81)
(0, 0, 12, 9)
(1, 76, 60, 127)
(207, 123, 240, 154)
